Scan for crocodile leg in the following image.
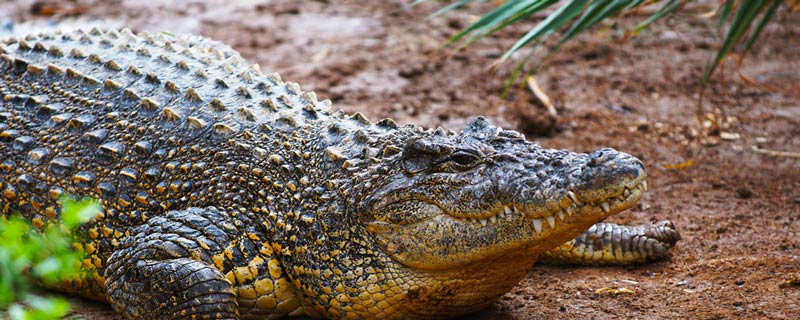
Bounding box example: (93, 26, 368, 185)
(105, 256, 238, 319)
(538, 221, 681, 266)
(104, 207, 240, 319)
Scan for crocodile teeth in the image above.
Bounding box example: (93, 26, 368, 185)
(470, 218, 478, 224)
(642, 181, 648, 192)
(567, 191, 581, 205)
(504, 205, 512, 214)
(498, 211, 506, 219)
(480, 219, 487, 226)
(546, 215, 556, 228)
(532, 218, 543, 233)
(600, 201, 610, 213)
(623, 188, 631, 198)
(489, 216, 497, 224)
(557, 210, 565, 221)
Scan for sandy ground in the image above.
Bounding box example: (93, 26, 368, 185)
(3, 0, 799, 319)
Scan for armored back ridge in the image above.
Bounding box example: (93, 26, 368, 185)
(0, 29, 679, 319)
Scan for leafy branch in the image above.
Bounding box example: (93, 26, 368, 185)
(1, 197, 99, 319)
(415, 0, 791, 87)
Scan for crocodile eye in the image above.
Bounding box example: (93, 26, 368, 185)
(449, 150, 481, 169)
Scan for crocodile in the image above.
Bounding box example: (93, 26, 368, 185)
(0, 28, 679, 319)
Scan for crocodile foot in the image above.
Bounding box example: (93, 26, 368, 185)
(538, 220, 681, 266)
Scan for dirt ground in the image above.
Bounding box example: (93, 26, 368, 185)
(3, 0, 799, 319)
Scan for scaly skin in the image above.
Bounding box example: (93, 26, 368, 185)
(0, 28, 678, 319)
(539, 220, 681, 266)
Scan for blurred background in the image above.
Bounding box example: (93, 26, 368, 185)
(2, 0, 798, 319)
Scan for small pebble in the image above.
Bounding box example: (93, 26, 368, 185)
(735, 187, 753, 199)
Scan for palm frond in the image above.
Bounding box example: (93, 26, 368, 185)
(418, 0, 788, 85)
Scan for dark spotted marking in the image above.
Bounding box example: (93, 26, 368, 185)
(209, 98, 226, 111)
(104, 60, 122, 71)
(65, 68, 83, 79)
(48, 157, 75, 176)
(12, 136, 35, 151)
(15, 174, 34, 189)
(0, 112, 13, 122)
(38, 103, 64, 116)
(3, 184, 17, 199)
(126, 65, 142, 76)
(72, 171, 95, 188)
(165, 81, 179, 93)
(49, 113, 73, 126)
(32, 42, 47, 52)
(70, 48, 86, 58)
(26, 147, 51, 165)
(104, 79, 122, 91)
(82, 129, 109, 144)
(68, 114, 96, 130)
(236, 87, 251, 99)
(237, 107, 255, 121)
(96, 182, 116, 198)
(161, 108, 180, 121)
(214, 78, 228, 89)
(213, 123, 236, 137)
(187, 117, 207, 130)
(144, 167, 161, 181)
(141, 98, 160, 111)
(122, 89, 139, 101)
(98, 141, 124, 158)
(47, 45, 64, 57)
(119, 167, 138, 184)
(133, 141, 152, 154)
(184, 88, 202, 102)
(0, 129, 20, 142)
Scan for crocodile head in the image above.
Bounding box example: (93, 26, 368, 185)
(356, 117, 646, 315)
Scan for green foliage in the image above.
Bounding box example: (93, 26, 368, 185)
(0, 197, 99, 319)
(703, 0, 782, 83)
(416, 0, 788, 85)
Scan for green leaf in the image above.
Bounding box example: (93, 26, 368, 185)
(452, 0, 553, 44)
(8, 303, 26, 320)
(430, 0, 477, 18)
(717, 0, 735, 32)
(1, 195, 97, 318)
(31, 257, 63, 282)
(59, 196, 100, 229)
(483, 0, 560, 35)
(626, 0, 651, 10)
(500, 0, 588, 62)
(25, 295, 71, 319)
(0, 251, 19, 304)
(557, 0, 631, 46)
(632, 0, 682, 35)
(421, 0, 784, 87)
(703, 0, 771, 83)
(744, 0, 781, 52)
